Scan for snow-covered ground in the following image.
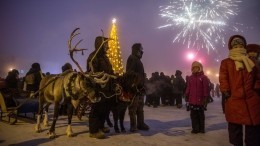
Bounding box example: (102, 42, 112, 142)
(0, 97, 232, 146)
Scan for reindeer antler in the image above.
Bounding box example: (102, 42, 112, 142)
(67, 28, 117, 86)
(68, 28, 87, 73)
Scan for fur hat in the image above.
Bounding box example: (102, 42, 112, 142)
(247, 44, 260, 53)
(228, 35, 247, 50)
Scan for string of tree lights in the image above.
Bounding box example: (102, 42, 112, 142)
(107, 18, 124, 76)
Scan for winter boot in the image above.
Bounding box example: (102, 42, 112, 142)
(89, 130, 105, 139)
(129, 111, 137, 132)
(101, 127, 110, 133)
(137, 123, 150, 131)
(137, 110, 149, 131)
(130, 126, 138, 132)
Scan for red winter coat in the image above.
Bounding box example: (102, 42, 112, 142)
(185, 72, 210, 106)
(219, 58, 260, 125)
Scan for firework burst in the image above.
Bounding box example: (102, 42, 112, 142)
(158, 0, 242, 53)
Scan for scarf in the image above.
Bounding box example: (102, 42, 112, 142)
(229, 47, 255, 72)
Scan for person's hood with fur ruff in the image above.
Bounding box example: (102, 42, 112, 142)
(191, 61, 203, 73)
(94, 36, 109, 55)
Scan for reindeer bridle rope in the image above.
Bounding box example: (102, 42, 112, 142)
(66, 73, 78, 100)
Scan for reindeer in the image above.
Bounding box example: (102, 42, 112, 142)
(110, 73, 144, 133)
(35, 28, 116, 139)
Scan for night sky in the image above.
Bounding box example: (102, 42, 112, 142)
(1, 0, 260, 83)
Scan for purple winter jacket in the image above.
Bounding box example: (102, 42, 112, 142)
(185, 72, 210, 105)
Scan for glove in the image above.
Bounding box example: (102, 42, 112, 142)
(184, 95, 189, 102)
(186, 103, 190, 111)
(203, 97, 208, 111)
(223, 91, 231, 100)
(137, 86, 146, 96)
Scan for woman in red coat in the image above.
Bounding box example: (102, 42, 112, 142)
(219, 35, 260, 146)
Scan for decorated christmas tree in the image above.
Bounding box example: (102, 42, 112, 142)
(107, 18, 124, 76)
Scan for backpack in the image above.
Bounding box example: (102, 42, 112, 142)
(25, 73, 35, 85)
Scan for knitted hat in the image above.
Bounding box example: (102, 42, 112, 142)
(228, 35, 247, 50)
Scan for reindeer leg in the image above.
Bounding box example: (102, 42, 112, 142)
(119, 103, 127, 133)
(43, 103, 50, 127)
(48, 102, 59, 139)
(35, 98, 44, 133)
(112, 107, 120, 133)
(66, 101, 76, 137)
(106, 112, 113, 127)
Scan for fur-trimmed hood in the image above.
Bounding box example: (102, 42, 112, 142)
(191, 61, 203, 73)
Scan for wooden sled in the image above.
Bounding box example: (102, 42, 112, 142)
(0, 91, 39, 124)
(0, 91, 18, 124)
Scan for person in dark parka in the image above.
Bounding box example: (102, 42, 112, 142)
(59, 63, 73, 116)
(24, 62, 43, 94)
(126, 43, 149, 132)
(86, 36, 115, 139)
(5, 69, 19, 90)
(172, 70, 186, 108)
(247, 44, 260, 95)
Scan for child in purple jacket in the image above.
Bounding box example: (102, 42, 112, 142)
(185, 61, 210, 134)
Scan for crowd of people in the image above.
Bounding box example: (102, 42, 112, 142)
(144, 70, 217, 109)
(1, 34, 260, 145)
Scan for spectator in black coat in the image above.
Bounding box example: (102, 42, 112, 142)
(126, 43, 149, 132)
(86, 36, 114, 139)
(5, 69, 19, 90)
(24, 62, 43, 94)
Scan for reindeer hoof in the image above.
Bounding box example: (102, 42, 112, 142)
(49, 135, 56, 139)
(35, 129, 42, 133)
(47, 132, 57, 139)
(35, 126, 42, 133)
(44, 123, 49, 127)
(67, 133, 76, 137)
(10, 119, 17, 125)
